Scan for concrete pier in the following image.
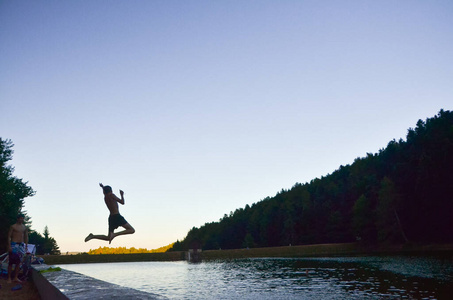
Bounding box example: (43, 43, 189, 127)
(32, 264, 167, 299)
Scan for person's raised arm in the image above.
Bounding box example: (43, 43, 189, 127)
(119, 190, 125, 205)
(113, 190, 125, 205)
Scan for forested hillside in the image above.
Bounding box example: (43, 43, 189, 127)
(170, 109, 453, 251)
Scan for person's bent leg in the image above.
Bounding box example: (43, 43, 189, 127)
(85, 233, 111, 242)
(111, 223, 135, 241)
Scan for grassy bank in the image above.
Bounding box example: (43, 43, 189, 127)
(202, 242, 453, 260)
(41, 242, 453, 265)
(202, 242, 360, 260)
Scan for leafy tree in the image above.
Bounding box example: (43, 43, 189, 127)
(43, 226, 60, 255)
(352, 194, 375, 242)
(0, 138, 35, 253)
(376, 177, 408, 244)
(28, 230, 45, 254)
(0, 138, 61, 255)
(27, 226, 60, 255)
(242, 233, 255, 248)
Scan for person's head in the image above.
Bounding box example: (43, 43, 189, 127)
(16, 213, 25, 223)
(102, 185, 113, 195)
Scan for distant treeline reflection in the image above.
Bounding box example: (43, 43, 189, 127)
(170, 109, 453, 251)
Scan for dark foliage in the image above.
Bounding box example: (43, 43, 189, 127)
(28, 226, 61, 255)
(0, 138, 60, 254)
(170, 109, 453, 251)
(0, 138, 34, 253)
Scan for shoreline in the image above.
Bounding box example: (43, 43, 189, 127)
(40, 242, 453, 265)
(25, 242, 453, 299)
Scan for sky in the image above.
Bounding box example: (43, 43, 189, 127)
(1, 1, 452, 253)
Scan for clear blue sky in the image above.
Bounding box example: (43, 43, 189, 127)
(1, 1, 452, 253)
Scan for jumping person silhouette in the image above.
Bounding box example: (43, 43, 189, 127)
(85, 183, 135, 244)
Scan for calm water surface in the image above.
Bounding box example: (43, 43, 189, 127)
(59, 256, 453, 299)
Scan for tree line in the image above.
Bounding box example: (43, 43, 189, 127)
(0, 138, 60, 255)
(170, 109, 453, 251)
(87, 243, 174, 255)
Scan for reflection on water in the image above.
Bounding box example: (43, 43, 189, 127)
(59, 255, 453, 299)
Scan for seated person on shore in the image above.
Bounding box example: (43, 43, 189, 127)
(8, 213, 28, 283)
(85, 183, 135, 244)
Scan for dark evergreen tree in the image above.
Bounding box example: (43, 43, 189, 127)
(0, 138, 61, 254)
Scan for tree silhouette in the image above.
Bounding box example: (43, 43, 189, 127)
(0, 138, 60, 254)
(0, 138, 35, 253)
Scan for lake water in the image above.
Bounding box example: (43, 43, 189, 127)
(58, 255, 453, 299)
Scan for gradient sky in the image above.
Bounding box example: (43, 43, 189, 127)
(1, 1, 452, 253)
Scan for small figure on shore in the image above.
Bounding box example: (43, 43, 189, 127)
(7, 214, 28, 283)
(85, 183, 135, 244)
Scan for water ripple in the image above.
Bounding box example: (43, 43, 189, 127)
(59, 255, 453, 299)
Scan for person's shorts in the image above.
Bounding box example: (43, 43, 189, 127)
(9, 242, 25, 265)
(108, 214, 128, 233)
